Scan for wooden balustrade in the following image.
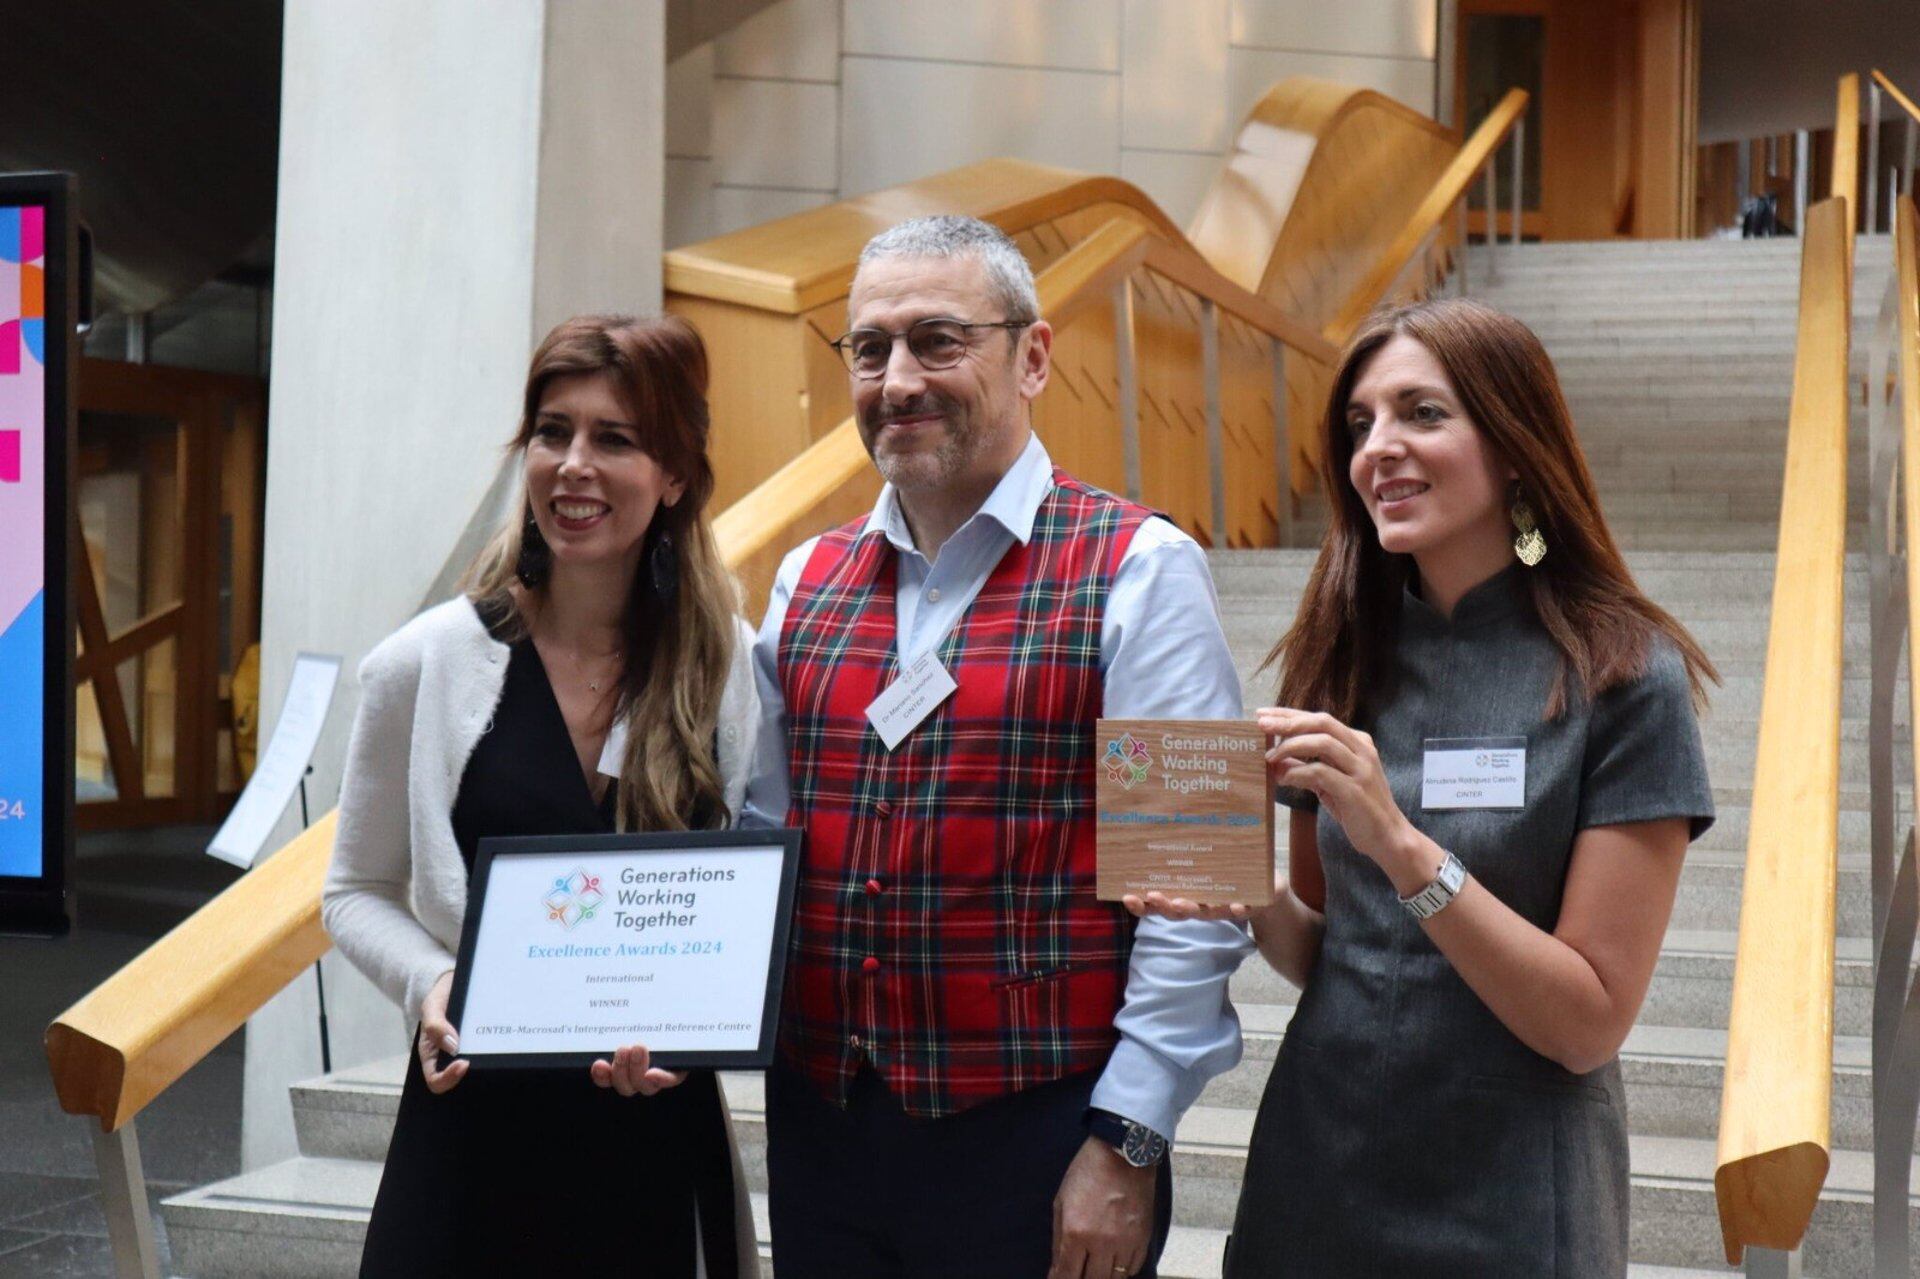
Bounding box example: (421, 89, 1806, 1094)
(1712, 194, 1852, 1264)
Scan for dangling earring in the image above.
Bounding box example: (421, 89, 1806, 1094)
(649, 529, 679, 605)
(1510, 490, 1547, 566)
(516, 510, 552, 588)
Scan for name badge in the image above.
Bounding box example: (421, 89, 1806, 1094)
(1422, 736, 1526, 810)
(865, 651, 959, 750)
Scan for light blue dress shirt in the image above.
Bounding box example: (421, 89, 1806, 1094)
(742, 432, 1255, 1143)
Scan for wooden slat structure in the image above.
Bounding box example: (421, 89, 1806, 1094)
(1712, 193, 1852, 1264)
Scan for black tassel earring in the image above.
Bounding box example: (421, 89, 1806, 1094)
(516, 512, 552, 588)
(649, 530, 678, 605)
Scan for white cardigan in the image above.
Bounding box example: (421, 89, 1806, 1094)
(322, 596, 760, 1023)
(322, 597, 764, 1278)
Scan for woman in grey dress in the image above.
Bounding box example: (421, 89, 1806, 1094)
(1132, 298, 1716, 1276)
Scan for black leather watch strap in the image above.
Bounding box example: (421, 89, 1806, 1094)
(1084, 1107, 1169, 1167)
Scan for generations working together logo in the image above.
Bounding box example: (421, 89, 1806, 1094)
(543, 867, 604, 930)
(1102, 731, 1154, 790)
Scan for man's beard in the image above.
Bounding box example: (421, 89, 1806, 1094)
(860, 391, 976, 492)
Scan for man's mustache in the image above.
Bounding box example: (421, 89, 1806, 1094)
(863, 395, 959, 430)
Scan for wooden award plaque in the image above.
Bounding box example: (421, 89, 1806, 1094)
(1095, 719, 1274, 905)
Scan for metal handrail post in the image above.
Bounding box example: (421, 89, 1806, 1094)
(1484, 159, 1499, 276)
(1906, 117, 1918, 197)
(95, 1122, 160, 1279)
(1201, 298, 1227, 546)
(1867, 81, 1882, 233)
(1511, 115, 1525, 245)
(1112, 278, 1143, 504)
(1795, 131, 1811, 237)
(1270, 337, 1291, 548)
(1745, 1246, 1802, 1278)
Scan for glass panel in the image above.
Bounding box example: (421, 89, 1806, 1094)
(75, 411, 184, 804)
(1464, 13, 1544, 214)
(75, 678, 116, 803)
(140, 637, 178, 799)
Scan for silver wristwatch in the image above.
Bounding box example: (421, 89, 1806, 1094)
(1399, 851, 1467, 920)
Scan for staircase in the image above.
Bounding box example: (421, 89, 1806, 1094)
(163, 238, 1910, 1277)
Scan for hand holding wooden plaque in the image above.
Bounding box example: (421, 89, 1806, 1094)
(1095, 719, 1274, 905)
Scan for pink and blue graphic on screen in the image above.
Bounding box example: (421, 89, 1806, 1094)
(0, 205, 47, 877)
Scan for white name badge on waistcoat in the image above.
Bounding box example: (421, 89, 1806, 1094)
(1421, 736, 1526, 810)
(866, 650, 959, 751)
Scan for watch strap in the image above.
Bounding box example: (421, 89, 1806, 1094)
(1084, 1108, 1169, 1167)
(1399, 850, 1467, 920)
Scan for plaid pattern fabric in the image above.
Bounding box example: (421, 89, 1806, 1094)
(777, 470, 1152, 1119)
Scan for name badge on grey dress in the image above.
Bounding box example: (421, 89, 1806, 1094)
(1422, 736, 1526, 810)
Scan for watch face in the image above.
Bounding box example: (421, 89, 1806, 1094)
(1122, 1124, 1167, 1167)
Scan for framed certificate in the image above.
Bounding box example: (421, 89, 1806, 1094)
(445, 828, 803, 1070)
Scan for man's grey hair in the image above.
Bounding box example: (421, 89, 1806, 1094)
(855, 215, 1039, 322)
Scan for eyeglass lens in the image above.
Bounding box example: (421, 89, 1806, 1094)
(842, 320, 972, 375)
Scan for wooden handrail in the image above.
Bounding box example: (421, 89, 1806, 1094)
(1873, 69, 1920, 128)
(1328, 88, 1528, 343)
(1712, 196, 1852, 1263)
(712, 215, 1335, 571)
(45, 813, 336, 1132)
(664, 163, 1191, 315)
(1834, 74, 1861, 207)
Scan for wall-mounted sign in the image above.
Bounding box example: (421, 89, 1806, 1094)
(0, 173, 75, 936)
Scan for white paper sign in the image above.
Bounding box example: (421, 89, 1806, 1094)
(455, 842, 791, 1060)
(1421, 736, 1526, 811)
(207, 652, 342, 868)
(864, 650, 958, 750)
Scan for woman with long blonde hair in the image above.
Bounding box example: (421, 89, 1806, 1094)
(324, 313, 759, 1276)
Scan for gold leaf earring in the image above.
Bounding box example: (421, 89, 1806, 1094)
(1511, 492, 1547, 566)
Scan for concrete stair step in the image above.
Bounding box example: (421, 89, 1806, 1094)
(1226, 929, 1877, 1036)
(1206, 1005, 1884, 1148)
(149, 1156, 1752, 1279)
(161, 1156, 378, 1279)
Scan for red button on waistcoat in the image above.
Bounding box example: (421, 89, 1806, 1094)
(862, 956, 881, 973)
(864, 878, 883, 896)
(874, 799, 893, 817)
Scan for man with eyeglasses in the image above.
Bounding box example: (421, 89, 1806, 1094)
(743, 215, 1250, 1279)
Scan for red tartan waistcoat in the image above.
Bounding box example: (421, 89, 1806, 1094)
(777, 470, 1151, 1119)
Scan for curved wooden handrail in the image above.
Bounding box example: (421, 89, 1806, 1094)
(46, 812, 336, 1132)
(1189, 78, 1456, 301)
(1712, 195, 1851, 1263)
(664, 160, 1191, 316)
(1873, 69, 1920, 128)
(1328, 88, 1529, 343)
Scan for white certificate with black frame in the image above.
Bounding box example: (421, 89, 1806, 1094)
(444, 828, 803, 1070)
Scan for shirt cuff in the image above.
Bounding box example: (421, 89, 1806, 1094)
(1089, 1037, 1191, 1147)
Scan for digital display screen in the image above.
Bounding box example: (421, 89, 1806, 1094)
(0, 202, 46, 880)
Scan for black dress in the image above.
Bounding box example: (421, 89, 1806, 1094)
(359, 629, 740, 1278)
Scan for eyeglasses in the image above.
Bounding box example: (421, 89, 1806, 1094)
(830, 317, 1033, 378)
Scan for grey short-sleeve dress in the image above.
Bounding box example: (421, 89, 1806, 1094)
(1223, 565, 1713, 1278)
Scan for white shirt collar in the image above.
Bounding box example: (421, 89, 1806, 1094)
(866, 432, 1054, 555)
